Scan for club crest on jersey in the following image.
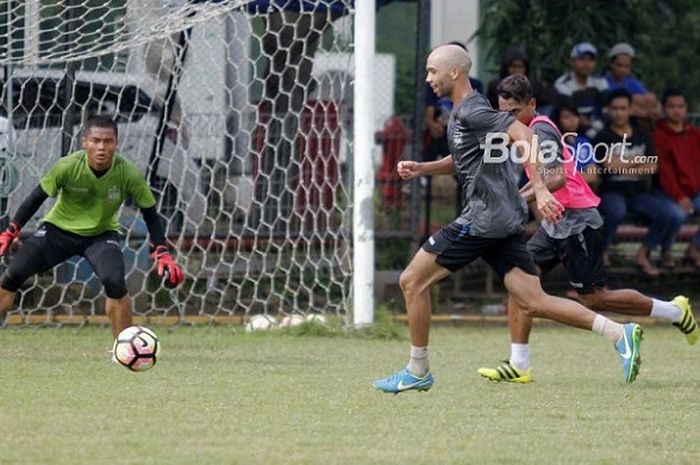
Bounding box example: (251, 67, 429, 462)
(107, 185, 120, 203)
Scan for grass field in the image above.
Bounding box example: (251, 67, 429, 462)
(2, 324, 699, 465)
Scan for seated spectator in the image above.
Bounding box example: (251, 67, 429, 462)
(424, 42, 483, 161)
(552, 100, 598, 188)
(486, 48, 555, 114)
(605, 43, 658, 122)
(595, 89, 678, 276)
(555, 42, 608, 138)
(652, 87, 700, 269)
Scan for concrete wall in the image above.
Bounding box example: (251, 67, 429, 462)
(430, 0, 480, 76)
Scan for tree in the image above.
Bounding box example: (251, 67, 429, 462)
(475, 0, 700, 108)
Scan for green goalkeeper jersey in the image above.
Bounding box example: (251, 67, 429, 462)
(40, 150, 156, 236)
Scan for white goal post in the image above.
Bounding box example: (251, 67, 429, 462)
(0, 0, 377, 327)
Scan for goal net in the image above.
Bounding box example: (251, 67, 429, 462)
(0, 0, 356, 327)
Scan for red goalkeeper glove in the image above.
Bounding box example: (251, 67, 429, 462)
(151, 245, 184, 288)
(0, 222, 21, 256)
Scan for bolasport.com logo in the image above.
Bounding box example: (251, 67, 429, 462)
(480, 132, 657, 175)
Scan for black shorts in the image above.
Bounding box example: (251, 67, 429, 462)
(2, 222, 127, 298)
(422, 222, 536, 281)
(527, 225, 607, 294)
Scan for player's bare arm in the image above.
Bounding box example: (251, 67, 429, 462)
(397, 155, 455, 180)
(519, 168, 566, 203)
(507, 120, 564, 222)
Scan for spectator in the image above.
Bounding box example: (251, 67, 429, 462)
(486, 47, 555, 114)
(652, 88, 700, 269)
(605, 43, 658, 121)
(595, 89, 675, 276)
(552, 100, 598, 187)
(554, 42, 608, 138)
(424, 42, 483, 161)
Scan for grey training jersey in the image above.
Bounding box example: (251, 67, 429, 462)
(531, 120, 603, 239)
(447, 91, 527, 238)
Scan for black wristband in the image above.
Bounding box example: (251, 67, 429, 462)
(140, 206, 166, 248)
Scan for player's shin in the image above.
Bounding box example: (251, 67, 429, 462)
(107, 295, 133, 338)
(0, 287, 17, 316)
(507, 298, 533, 370)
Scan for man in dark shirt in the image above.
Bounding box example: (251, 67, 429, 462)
(554, 42, 609, 138)
(595, 89, 679, 276)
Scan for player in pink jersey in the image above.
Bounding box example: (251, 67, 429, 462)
(478, 75, 698, 383)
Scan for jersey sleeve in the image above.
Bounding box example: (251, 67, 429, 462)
(462, 99, 514, 135)
(532, 122, 562, 170)
(124, 163, 157, 209)
(39, 158, 70, 197)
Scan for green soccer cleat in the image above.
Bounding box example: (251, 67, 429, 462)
(478, 360, 533, 383)
(614, 323, 643, 384)
(672, 296, 698, 345)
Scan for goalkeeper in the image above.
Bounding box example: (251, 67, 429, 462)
(0, 115, 183, 337)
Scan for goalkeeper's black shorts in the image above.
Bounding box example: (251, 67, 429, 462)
(1, 222, 128, 298)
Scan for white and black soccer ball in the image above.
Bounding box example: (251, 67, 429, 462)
(245, 314, 277, 332)
(113, 326, 160, 372)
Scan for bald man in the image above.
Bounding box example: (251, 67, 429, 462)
(373, 45, 644, 393)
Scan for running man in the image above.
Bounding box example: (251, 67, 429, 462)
(0, 115, 183, 338)
(477, 75, 697, 383)
(372, 45, 643, 393)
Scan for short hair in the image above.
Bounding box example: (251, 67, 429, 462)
(606, 88, 632, 106)
(551, 98, 580, 126)
(661, 87, 686, 106)
(447, 41, 467, 52)
(84, 115, 118, 138)
(497, 74, 533, 104)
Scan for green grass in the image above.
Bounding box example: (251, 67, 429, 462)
(2, 325, 700, 465)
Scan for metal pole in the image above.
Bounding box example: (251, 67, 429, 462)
(5, 0, 13, 147)
(352, 0, 376, 327)
(147, 26, 192, 185)
(409, 0, 430, 252)
(23, 0, 40, 65)
(61, 0, 78, 156)
(2, 0, 14, 228)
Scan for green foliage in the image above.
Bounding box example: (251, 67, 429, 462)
(375, 237, 411, 269)
(476, 0, 700, 107)
(376, 2, 419, 116)
(349, 304, 407, 340)
(633, 0, 700, 108)
(278, 305, 406, 340)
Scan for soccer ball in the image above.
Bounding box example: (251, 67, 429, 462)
(113, 326, 160, 372)
(245, 314, 277, 332)
(305, 313, 327, 325)
(279, 314, 305, 328)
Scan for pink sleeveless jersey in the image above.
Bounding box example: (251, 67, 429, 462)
(527, 115, 600, 209)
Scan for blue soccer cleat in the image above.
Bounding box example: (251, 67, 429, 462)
(373, 368, 434, 394)
(614, 323, 643, 384)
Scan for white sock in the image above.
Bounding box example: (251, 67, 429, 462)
(592, 314, 624, 343)
(510, 343, 530, 371)
(407, 345, 429, 377)
(650, 298, 682, 322)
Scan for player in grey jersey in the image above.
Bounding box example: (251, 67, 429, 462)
(478, 75, 697, 384)
(373, 45, 643, 394)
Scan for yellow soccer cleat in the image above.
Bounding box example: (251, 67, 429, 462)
(672, 296, 698, 345)
(478, 360, 533, 383)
